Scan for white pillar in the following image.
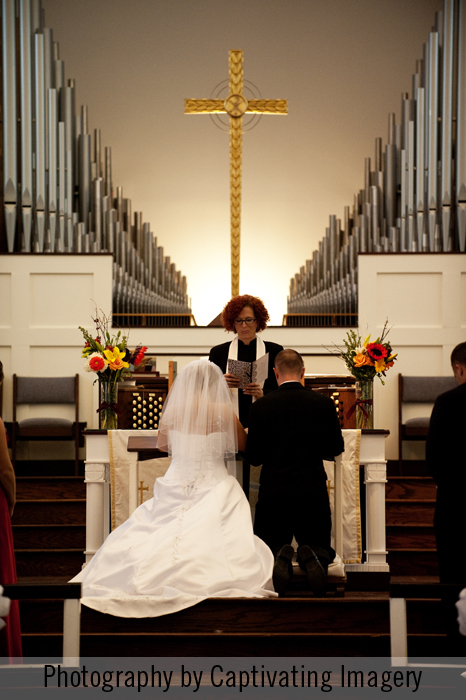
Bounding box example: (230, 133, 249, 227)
(83, 432, 111, 564)
(364, 460, 388, 565)
(84, 461, 110, 563)
(62, 598, 81, 667)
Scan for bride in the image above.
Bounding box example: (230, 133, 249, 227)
(71, 359, 276, 617)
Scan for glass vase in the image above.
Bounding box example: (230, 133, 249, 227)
(355, 379, 374, 430)
(99, 381, 119, 430)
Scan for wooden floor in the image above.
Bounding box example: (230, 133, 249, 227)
(9, 458, 457, 660)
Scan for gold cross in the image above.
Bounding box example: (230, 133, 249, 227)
(139, 480, 149, 505)
(327, 480, 334, 499)
(185, 50, 287, 296)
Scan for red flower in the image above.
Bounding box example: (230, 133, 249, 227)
(366, 342, 388, 362)
(134, 346, 148, 366)
(89, 355, 107, 372)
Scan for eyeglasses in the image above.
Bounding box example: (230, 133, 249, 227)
(234, 318, 256, 326)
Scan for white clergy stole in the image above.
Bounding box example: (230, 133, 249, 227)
(227, 335, 266, 416)
(324, 429, 362, 564)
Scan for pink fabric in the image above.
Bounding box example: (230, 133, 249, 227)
(0, 485, 22, 662)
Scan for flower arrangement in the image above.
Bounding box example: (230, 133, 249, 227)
(339, 320, 397, 385)
(327, 320, 397, 429)
(79, 309, 147, 429)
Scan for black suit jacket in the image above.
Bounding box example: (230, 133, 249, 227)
(426, 378, 466, 582)
(247, 382, 345, 490)
(209, 338, 283, 427)
(426, 382, 466, 487)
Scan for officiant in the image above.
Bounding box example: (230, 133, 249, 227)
(209, 294, 283, 497)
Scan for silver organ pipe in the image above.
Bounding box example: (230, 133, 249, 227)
(34, 32, 46, 251)
(415, 86, 425, 251)
(19, 0, 33, 252)
(43, 26, 53, 172)
(0, 0, 192, 325)
(426, 32, 439, 252)
(61, 84, 74, 218)
(441, 0, 454, 252)
(457, 0, 466, 252)
(287, 0, 466, 324)
(2, 0, 16, 252)
(58, 121, 66, 250)
(47, 88, 57, 251)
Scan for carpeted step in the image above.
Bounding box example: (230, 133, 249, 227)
(385, 500, 435, 525)
(11, 500, 86, 526)
(12, 524, 86, 550)
(387, 549, 439, 576)
(386, 525, 436, 549)
(14, 550, 85, 578)
(385, 476, 436, 500)
(15, 476, 85, 500)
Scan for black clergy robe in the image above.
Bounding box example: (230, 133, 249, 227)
(209, 337, 283, 499)
(208, 338, 283, 428)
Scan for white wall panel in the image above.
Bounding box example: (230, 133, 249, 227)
(30, 274, 95, 327)
(0, 255, 113, 430)
(461, 273, 466, 328)
(376, 272, 442, 327)
(360, 254, 466, 459)
(0, 274, 12, 327)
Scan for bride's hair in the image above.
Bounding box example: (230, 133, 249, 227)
(157, 359, 238, 460)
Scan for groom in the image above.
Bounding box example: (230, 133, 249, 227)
(246, 349, 344, 595)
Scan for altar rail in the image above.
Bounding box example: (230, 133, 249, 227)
(112, 313, 197, 327)
(282, 313, 358, 327)
(83, 429, 389, 582)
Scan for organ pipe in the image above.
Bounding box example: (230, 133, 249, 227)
(288, 0, 466, 321)
(2, 0, 16, 252)
(0, 0, 191, 323)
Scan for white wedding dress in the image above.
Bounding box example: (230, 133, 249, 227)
(72, 431, 276, 618)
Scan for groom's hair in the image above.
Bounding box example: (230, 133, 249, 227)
(274, 349, 304, 377)
(451, 342, 466, 368)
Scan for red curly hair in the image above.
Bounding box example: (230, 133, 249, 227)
(221, 295, 270, 333)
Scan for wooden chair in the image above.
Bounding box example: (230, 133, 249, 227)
(398, 373, 457, 472)
(12, 374, 81, 475)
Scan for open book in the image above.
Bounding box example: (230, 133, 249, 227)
(227, 353, 269, 389)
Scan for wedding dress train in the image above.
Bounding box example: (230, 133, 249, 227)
(72, 432, 276, 617)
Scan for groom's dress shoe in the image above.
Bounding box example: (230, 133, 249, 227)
(297, 545, 327, 596)
(272, 544, 294, 595)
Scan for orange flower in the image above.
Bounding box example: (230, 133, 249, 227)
(89, 354, 107, 372)
(103, 347, 130, 371)
(354, 352, 371, 367)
